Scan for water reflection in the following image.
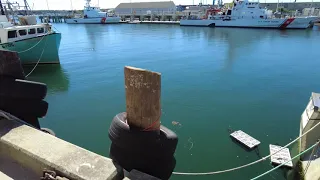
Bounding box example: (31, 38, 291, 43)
(23, 64, 69, 94)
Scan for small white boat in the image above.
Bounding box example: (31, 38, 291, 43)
(65, 0, 120, 24)
(180, 0, 319, 29)
(128, 20, 141, 24)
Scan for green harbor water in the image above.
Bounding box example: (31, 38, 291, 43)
(26, 24, 320, 180)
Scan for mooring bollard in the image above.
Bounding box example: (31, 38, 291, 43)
(108, 66, 178, 180)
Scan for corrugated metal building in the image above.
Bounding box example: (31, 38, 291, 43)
(115, 1, 176, 15)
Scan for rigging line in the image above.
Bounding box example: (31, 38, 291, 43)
(172, 121, 320, 176)
(251, 140, 320, 180)
(303, 143, 319, 176)
(25, 34, 49, 77)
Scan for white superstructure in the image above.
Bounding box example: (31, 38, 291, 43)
(65, 0, 120, 24)
(180, 0, 319, 29)
(0, 15, 54, 43)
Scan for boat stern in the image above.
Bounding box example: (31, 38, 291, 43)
(287, 16, 320, 29)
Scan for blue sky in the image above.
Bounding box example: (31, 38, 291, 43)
(15, 0, 317, 10)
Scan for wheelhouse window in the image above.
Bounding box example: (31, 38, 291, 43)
(28, 28, 36, 34)
(18, 29, 27, 36)
(37, 27, 44, 33)
(8, 30, 17, 38)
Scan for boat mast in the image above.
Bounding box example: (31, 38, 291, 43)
(130, 0, 132, 14)
(0, 0, 5, 15)
(85, 0, 91, 7)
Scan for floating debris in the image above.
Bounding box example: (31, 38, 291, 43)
(188, 138, 194, 150)
(230, 130, 261, 149)
(269, 144, 293, 168)
(172, 121, 181, 126)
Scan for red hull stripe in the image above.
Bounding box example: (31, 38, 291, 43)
(279, 18, 295, 29)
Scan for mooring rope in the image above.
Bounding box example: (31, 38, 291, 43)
(251, 140, 320, 180)
(172, 121, 320, 176)
(18, 33, 48, 54)
(303, 142, 319, 176)
(25, 34, 49, 77)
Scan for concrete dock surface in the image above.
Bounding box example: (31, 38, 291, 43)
(0, 117, 118, 180)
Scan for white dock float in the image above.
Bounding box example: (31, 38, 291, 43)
(230, 130, 261, 149)
(269, 144, 293, 168)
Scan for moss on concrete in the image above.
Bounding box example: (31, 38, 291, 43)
(296, 160, 305, 180)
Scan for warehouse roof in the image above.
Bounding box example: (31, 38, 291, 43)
(115, 1, 176, 9)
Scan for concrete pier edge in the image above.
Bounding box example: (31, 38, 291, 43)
(0, 117, 118, 180)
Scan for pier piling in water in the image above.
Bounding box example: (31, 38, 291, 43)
(124, 66, 161, 130)
(108, 66, 177, 179)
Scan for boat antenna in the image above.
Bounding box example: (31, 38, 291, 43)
(70, 0, 74, 16)
(85, 0, 91, 7)
(46, 0, 50, 10)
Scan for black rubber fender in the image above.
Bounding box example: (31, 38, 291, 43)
(0, 50, 25, 79)
(108, 112, 178, 157)
(0, 77, 47, 100)
(0, 96, 48, 118)
(110, 143, 176, 180)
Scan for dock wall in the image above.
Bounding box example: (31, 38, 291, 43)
(299, 92, 320, 180)
(0, 117, 118, 180)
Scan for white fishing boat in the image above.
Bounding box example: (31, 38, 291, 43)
(65, 0, 120, 24)
(180, 0, 319, 29)
(0, 1, 61, 65)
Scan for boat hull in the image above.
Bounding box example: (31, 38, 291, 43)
(65, 17, 120, 24)
(180, 17, 319, 29)
(0, 33, 61, 64)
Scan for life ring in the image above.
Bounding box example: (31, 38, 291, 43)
(101, 17, 106, 23)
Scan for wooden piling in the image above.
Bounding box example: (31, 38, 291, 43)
(124, 66, 161, 130)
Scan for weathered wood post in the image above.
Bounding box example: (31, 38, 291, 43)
(124, 66, 161, 131)
(109, 66, 178, 180)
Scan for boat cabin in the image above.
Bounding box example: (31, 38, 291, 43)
(84, 6, 107, 18)
(207, 0, 273, 19)
(0, 24, 52, 44)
